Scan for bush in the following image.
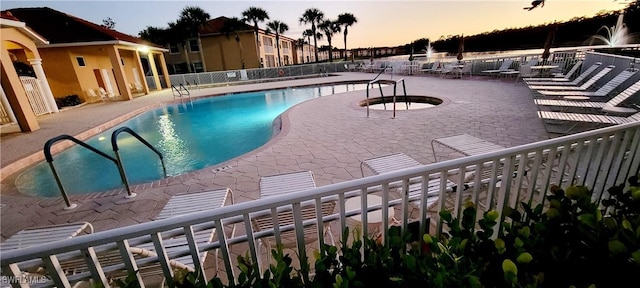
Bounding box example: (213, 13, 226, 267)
(55, 95, 82, 108)
(115, 175, 640, 288)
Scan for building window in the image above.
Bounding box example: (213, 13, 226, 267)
(173, 64, 183, 74)
(169, 43, 180, 54)
(192, 61, 204, 73)
(188, 39, 200, 53)
(76, 56, 86, 67)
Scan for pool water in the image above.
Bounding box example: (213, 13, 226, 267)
(16, 83, 370, 197)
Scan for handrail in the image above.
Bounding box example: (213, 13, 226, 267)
(391, 78, 409, 119)
(43, 135, 125, 209)
(111, 127, 167, 198)
(366, 78, 387, 117)
(171, 84, 191, 101)
(365, 78, 409, 118)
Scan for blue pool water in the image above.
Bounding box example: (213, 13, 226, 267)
(16, 83, 371, 197)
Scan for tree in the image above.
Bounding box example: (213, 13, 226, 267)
(266, 20, 289, 66)
(337, 13, 357, 61)
(242, 7, 270, 61)
(295, 38, 307, 63)
(101, 17, 115, 29)
(299, 8, 324, 63)
(139, 26, 170, 44)
(318, 20, 341, 62)
(221, 17, 252, 69)
(170, 6, 210, 73)
(302, 29, 315, 62)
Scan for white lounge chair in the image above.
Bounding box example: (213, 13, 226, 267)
(535, 68, 637, 96)
(538, 110, 640, 134)
(418, 61, 441, 74)
(1, 222, 94, 251)
(524, 60, 583, 82)
(528, 65, 615, 91)
(525, 62, 602, 86)
(60, 190, 234, 284)
(534, 79, 640, 111)
(481, 59, 514, 75)
(361, 153, 455, 209)
(252, 171, 336, 272)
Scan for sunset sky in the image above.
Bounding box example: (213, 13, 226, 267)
(1, 1, 628, 48)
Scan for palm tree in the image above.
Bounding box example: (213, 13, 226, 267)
(170, 6, 210, 73)
(318, 20, 341, 62)
(295, 38, 306, 63)
(266, 20, 289, 66)
(241, 7, 269, 59)
(299, 8, 324, 63)
(220, 17, 251, 69)
(302, 29, 314, 62)
(337, 13, 357, 61)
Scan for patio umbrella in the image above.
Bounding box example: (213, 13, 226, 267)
(457, 35, 464, 62)
(541, 25, 557, 63)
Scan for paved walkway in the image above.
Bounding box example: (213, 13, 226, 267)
(0, 72, 549, 240)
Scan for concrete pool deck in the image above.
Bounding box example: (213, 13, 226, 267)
(0, 72, 549, 264)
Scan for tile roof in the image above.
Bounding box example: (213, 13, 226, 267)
(199, 16, 253, 35)
(4, 7, 162, 48)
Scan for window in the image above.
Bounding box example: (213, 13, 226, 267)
(169, 43, 179, 54)
(192, 61, 204, 73)
(188, 39, 200, 53)
(76, 56, 85, 67)
(173, 64, 183, 74)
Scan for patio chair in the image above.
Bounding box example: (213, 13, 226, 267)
(98, 87, 115, 100)
(58, 190, 234, 284)
(534, 68, 638, 97)
(418, 61, 441, 74)
(537, 110, 640, 134)
(481, 59, 514, 75)
(534, 79, 640, 111)
(86, 89, 107, 102)
(528, 65, 615, 91)
(1, 222, 94, 251)
(252, 171, 336, 272)
(524, 62, 602, 86)
(360, 153, 456, 209)
(524, 60, 583, 82)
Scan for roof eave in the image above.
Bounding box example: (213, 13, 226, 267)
(39, 40, 168, 52)
(0, 18, 49, 45)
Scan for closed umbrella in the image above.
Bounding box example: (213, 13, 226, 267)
(457, 34, 464, 62)
(542, 25, 557, 64)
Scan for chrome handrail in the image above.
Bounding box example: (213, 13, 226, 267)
(111, 127, 167, 198)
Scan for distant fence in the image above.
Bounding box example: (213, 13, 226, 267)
(146, 62, 354, 90)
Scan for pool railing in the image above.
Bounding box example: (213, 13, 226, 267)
(2, 121, 639, 287)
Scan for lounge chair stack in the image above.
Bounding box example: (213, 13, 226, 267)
(535, 68, 637, 97)
(524, 60, 583, 82)
(525, 62, 602, 87)
(528, 65, 614, 92)
(534, 79, 640, 112)
(481, 59, 514, 76)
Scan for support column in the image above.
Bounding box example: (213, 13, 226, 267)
(134, 51, 149, 94)
(0, 83, 18, 123)
(147, 52, 162, 90)
(1, 47, 39, 131)
(157, 53, 171, 88)
(28, 58, 58, 113)
(107, 46, 133, 100)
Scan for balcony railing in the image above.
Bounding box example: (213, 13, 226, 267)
(2, 120, 639, 287)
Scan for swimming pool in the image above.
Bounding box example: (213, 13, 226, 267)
(16, 83, 372, 197)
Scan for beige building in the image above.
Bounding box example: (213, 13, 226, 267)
(163, 17, 310, 73)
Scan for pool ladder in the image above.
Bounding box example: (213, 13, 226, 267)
(171, 83, 191, 101)
(44, 127, 166, 210)
(365, 76, 410, 118)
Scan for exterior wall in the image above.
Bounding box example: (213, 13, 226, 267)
(258, 33, 295, 68)
(200, 32, 259, 71)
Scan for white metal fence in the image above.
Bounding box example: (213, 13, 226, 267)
(19, 76, 51, 116)
(2, 121, 639, 287)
